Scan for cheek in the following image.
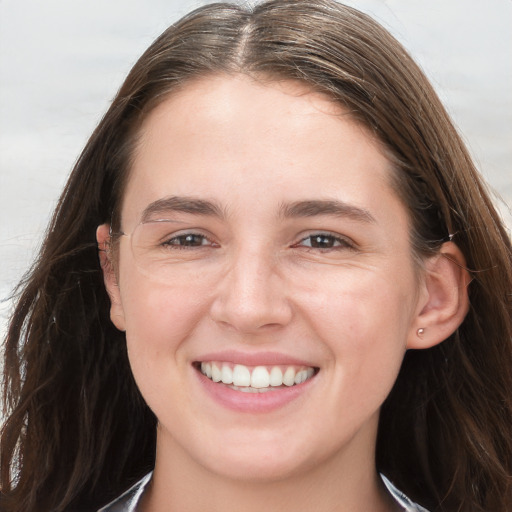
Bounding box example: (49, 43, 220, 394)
(117, 267, 215, 377)
(294, 264, 415, 397)
(297, 264, 416, 343)
(118, 275, 211, 416)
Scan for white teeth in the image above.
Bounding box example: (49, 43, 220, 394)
(211, 363, 222, 383)
(269, 366, 283, 387)
(283, 367, 296, 387)
(199, 361, 316, 389)
(231, 385, 278, 393)
(201, 362, 212, 378)
(251, 366, 270, 388)
(232, 364, 251, 387)
(294, 369, 308, 384)
(221, 365, 233, 384)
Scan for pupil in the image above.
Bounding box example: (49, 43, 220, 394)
(180, 234, 202, 246)
(312, 235, 332, 248)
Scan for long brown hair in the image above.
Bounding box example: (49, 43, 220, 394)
(2, 1, 511, 510)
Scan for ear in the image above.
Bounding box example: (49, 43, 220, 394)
(96, 224, 126, 332)
(407, 242, 471, 349)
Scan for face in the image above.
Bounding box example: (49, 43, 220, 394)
(102, 75, 427, 482)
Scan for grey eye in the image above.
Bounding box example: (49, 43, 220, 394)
(301, 234, 350, 249)
(168, 234, 209, 247)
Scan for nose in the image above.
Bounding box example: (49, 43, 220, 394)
(209, 247, 293, 334)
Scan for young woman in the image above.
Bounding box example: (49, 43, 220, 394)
(1, 1, 511, 511)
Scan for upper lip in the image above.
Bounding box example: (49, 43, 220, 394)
(194, 350, 317, 368)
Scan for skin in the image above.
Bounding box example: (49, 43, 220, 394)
(98, 75, 469, 511)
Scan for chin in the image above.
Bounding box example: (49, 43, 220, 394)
(189, 427, 332, 483)
(203, 451, 313, 483)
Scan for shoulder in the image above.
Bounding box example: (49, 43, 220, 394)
(96, 473, 152, 512)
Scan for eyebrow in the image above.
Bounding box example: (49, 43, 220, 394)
(279, 199, 376, 224)
(141, 196, 225, 222)
(140, 196, 375, 224)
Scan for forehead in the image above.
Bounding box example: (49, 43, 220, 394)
(122, 74, 400, 228)
(134, 73, 380, 162)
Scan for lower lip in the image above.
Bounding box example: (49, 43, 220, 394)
(195, 369, 316, 413)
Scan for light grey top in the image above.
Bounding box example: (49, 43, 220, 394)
(97, 472, 430, 511)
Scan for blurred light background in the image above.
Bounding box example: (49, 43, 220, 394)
(1, 0, 511, 337)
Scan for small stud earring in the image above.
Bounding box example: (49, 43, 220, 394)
(417, 328, 425, 336)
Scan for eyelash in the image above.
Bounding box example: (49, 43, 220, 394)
(162, 232, 355, 251)
(293, 233, 356, 251)
(162, 232, 217, 249)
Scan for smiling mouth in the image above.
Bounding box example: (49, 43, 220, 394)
(195, 362, 318, 393)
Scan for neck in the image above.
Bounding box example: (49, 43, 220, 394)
(140, 425, 398, 512)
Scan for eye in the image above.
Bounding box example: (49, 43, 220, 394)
(295, 233, 354, 250)
(164, 233, 213, 248)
